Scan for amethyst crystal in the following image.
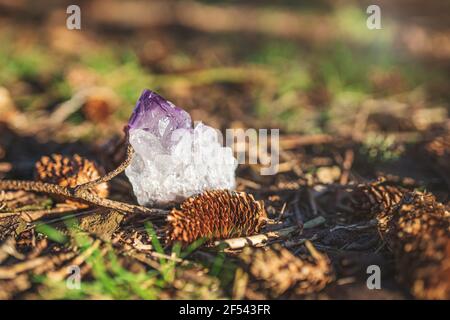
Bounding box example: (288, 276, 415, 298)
(127, 89, 192, 148)
(125, 89, 237, 206)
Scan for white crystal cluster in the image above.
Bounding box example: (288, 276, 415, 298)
(125, 90, 237, 206)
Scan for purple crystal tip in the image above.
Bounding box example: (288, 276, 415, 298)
(127, 89, 192, 139)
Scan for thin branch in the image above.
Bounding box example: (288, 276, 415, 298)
(0, 141, 167, 219)
(214, 226, 298, 249)
(74, 144, 135, 195)
(0, 179, 165, 218)
(214, 216, 327, 249)
(47, 239, 102, 281)
(0, 252, 77, 279)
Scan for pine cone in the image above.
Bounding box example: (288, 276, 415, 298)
(423, 132, 450, 177)
(425, 133, 450, 158)
(166, 190, 267, 244)
(239, 242, 334, 298)
(349, 178, 406, 217)
(82, 96, 114, 123)
(378, 192, 450, 299)
(34, 154, 108, 207)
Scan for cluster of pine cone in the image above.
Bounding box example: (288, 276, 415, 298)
(349, 177, 405, 218)
(378, 192, 450, 299)
(350, 179, 450, 299)
(32, 154, 268, 246)
(34, 153, 108, 207)
(30, 151, 449, 300)
(423, 131, 450, 176)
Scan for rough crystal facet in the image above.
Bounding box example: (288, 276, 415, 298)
(125, 89, 237, 206)
(127, 89, 192, 149)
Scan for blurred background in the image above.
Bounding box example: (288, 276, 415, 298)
(0, 0, 449, 186)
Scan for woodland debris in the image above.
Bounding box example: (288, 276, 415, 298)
(239, 241, 334, 298)
(214, 226, 298, 250)
(34, 153, 109, 207)
(0, 237, 24, 263)
(349, 178, 406, 219)
(422, 130, 450, 186)
(82, 95, 116, 123)
(0, 251, 76, 279)
(378, 192, 450, 299)
(214, 216, 325, 249)
(0, 179, 167, 218)
(0, 274, 31, 299)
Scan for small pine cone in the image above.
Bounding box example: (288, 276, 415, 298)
(34, 154, 108, 207)
(166, 190, 267, 245)
(349, 178, 406, 217)
(82, 96, 114, 123)
(425, 133, 450, 158)
(240, 242, 334, 298)
(423, 132, 450, 176)
(378, 192, 450, 299)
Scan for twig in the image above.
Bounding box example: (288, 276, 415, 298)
(292, 193, 304, 229)
(214, 226, 298, 249)
(307, 188, 319, 217)
(0, 139, 166, 218)
(236, 177, 261, 190)
(285, 234, 318, 249)
(1, 206, 80, 222)
(0, 252, 77, 279)
(303, 216, 326, 229)
(279, 150, 303, 177)
(0, 212, 20, 219)
(329, 219, 377, 232)
(0, 179, 165, 218)
(148, 251, 190, 266)
(340, 149, 354, 185)
(48, 87, 116, 125)
(279, 134, 334, 150)
(74, 144, 134, 195)
(232, 267, 249, 300)
(47, 239, 102, 281)
(212, 218, 327, 250)
(122, 250, 161, 271)
(0, 135, 168, 219)
(0, 238, 25, 263)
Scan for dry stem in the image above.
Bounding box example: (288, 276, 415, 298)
(74, 144, 134, 195)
